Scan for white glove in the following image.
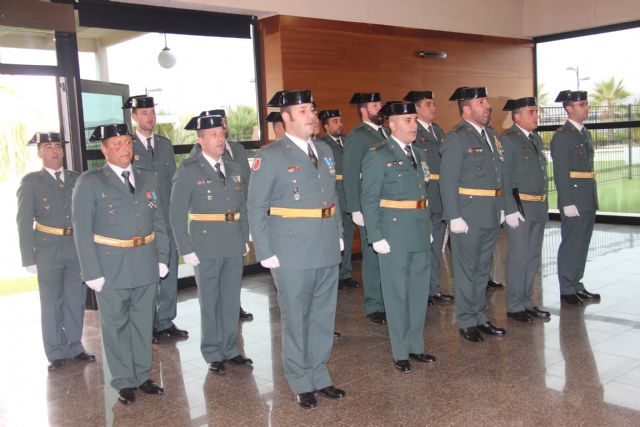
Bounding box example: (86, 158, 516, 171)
(500, 210, 505, 224)
(183, 252, 200, 266)
(505, 212, 525, 229)
(563, 205, 580, 217)
(25, 265, 37, 275)
(339, 238, 344, 252)
(86, 277, 105, 293)
(373, 239, 391, 254)
(352, 211, 365, 227)
(260, 255, 280, 269)
(158, 263, 169, 279)
(430, 234, 433, 243)
(243, 243, 250, 256)
(450, 217, 469, 234)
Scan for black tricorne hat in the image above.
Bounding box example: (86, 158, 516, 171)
(28, 132, 66, 146)
(349, 92, 381, 104)
(379, 101, 417, 117)
(267, 90, 314, 107)
(191, 115, 224, 131)
(503, 97, 537, 111)
(89, 123, 132, 141)
(265, 112, 283, 123)
(403, 91, 434, 103)
(318, 109, 341, 121)
(184, 109, 227, 130)
(449, 87, 488, 101)
(555, 90, 588, 103)
(122, 95, 156, 109)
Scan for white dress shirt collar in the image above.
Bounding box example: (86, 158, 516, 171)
(108, 163, 135, 186)
(136, 131, 153, 149)
(202, 151, 226, 175)
(285, 132, 318, 157)
(44, 167, 64, 181)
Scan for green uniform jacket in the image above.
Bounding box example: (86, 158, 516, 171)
(361, 139, 431, 252)
(132, 134, 177, 227)
(415, 121, 445, 214)
(190, 141, 251, 197)
(72, 165, 170, 288)
(439, 120, 504, 228)
(170, 154, 249, 258)
(17, 169, 80, 266)
(550, 121, 598, 211)
(343, 123, 389, 213)
(247, 136, 342, 269)
(500, 125, 549, 223)
(319, 134, 346, 210)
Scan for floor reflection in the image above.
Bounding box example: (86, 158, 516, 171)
(0, 221, 639, 425)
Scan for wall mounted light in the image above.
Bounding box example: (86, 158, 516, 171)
(418, 51, 447, 59)
(157, 33, 176, 69)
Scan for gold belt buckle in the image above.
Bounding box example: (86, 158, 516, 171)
(132, 236, 144, 247)
(225, 212, 235, 222)
(417, 199, 426, 209)
(321, 207, 331, 218)
(496, 189, 503, 197)
(63, 227, 73, 236)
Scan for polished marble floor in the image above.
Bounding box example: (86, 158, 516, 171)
(1, 221, 640, 426)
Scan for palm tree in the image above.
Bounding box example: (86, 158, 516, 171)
(227, 106, 258, 141)
(591, 76, 631, 113)
(537, 83, 550, 106)
(591, 77, 631, 143)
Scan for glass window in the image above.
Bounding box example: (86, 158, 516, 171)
(0, 26, 57, 67)
(536, 27, 640, 216)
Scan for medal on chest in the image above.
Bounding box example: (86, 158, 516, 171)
(146, 191, 158, 209)
(494, 136, 504, 162)
(421, 161, 430, 182)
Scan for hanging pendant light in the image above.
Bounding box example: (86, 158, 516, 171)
(157, 33, 176, 69)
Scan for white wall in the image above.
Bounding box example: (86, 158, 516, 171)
(121, 0, 640, 39)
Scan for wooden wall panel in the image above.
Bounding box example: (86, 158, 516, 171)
(259, 15, 534, 135)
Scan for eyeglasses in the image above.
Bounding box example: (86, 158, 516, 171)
(571, 101, 589, 107)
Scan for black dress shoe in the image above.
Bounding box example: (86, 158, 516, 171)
(139, 379, 164, 395)
(409, 353, 437, 363)
(296, 392, 318, 409)
(366, 311, 387, 325)
(507, 311, 533, 323)
(74, 351, 96, 362)
(157, 323, 189, 338)
(487, 279, 505, 290)
(333, 331, 342, 339)
(152, 331, 160, 344)
(118, 388, 136, 405)
(432, 292, 455, 303)
(561, 294, 583, 305)
(316, 385, 346, 399)
(525, 307, 551, 319)
(393, 359, 411, 372)
(427, 296, 435, 306)
(48, 359, 65, 372)
(226, 355, 253, 365)
(240, 307, 254, 321)
(208, 361, 226, 374)
(577, 289, 601, 300)
(477, 321, 507, 336)
(338, 279, 348, 290)
(459, 327, 484, 342)
(342, 278, 360, 289)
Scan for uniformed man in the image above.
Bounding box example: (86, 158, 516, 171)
(266, 111, 285, 141)
(440, 87, 506, 343)
(72, 123, 170, 405)
(318, 109, 360, 290)
(343, 92, 388, 325)
(361, 102, 436, 372)
(16, 132, 95, 372)
(404, 91, 454, 306)
(188, 109, 253, 320)
(171, 114, 253, 374)
(248, 90, 346, 409)
(122, 95, 188, 342)
(551, 90, 601, 305)
(501, 97, 551, 322)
